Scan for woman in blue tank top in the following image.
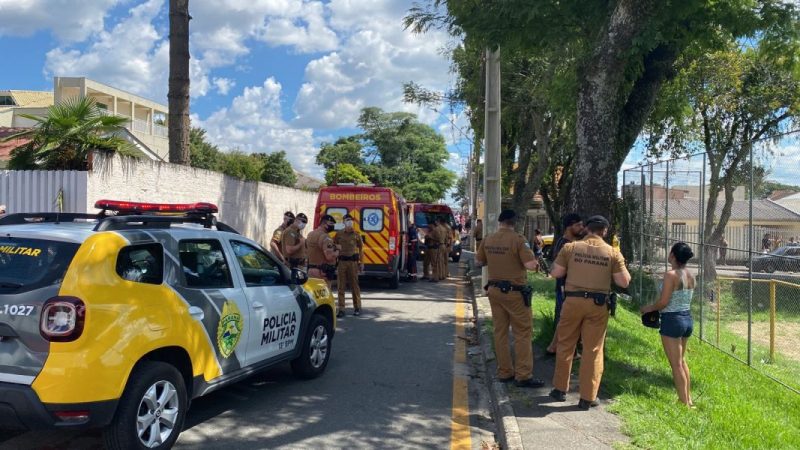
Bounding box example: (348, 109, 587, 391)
(640, 242, 695, 407)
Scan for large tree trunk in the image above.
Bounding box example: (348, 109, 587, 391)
(511, 112, 552, 234)
(168, 0, 190, 165)
(570, 0, 658, 220)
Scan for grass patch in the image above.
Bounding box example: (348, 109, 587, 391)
(523, 274, 800, 449)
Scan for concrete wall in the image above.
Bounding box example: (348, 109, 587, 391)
(86, 154, 318, 245)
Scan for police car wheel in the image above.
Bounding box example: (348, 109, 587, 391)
(291, 314, 332, 379)
(103, 361, 188, 450)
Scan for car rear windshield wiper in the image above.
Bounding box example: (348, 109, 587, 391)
(0, 282, 23, 288)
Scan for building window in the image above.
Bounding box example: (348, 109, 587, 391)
(0, 96, 15, 106)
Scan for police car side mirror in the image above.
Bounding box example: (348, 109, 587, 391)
(291, 268, 308, 285)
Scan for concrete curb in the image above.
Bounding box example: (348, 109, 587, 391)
(467, 274, 525, 450)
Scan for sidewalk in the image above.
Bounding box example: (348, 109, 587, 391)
(465, 270, 628, 449)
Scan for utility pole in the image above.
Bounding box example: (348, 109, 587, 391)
(483, 47, 501, 285)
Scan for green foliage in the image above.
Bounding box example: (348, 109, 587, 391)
(325, 163, 370, 185)
(316, 107, 455, 201)
(755, 180, 800, 199)
(452, 176, 468, 208)
(5, 96, 138, 170)
(189, 127, 222, 170)
(217, 151, 263, 182)
(316, 136, 363, 170)
(255, 151, 297, 187)
(189, 127, 297, 186)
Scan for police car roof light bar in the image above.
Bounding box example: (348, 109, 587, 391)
(94, 200, 219, 214)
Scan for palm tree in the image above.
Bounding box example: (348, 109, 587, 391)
(168, 0, 191, 164)
(5, 96, 138, 170)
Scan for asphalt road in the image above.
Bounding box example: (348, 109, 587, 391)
(0, 262, 495, 449)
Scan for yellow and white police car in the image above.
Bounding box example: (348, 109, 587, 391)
(0, 200, 336, 449)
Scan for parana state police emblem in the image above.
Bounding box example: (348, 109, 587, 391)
(216, 301, 242, 359)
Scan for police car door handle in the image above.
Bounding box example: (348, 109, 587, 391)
(252, 301, 265, 310)
(188, 306, 204, 321)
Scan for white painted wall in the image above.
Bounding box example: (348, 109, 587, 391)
(86, 154, 318, 244)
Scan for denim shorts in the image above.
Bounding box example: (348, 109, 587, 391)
(660, 310, 693, 338)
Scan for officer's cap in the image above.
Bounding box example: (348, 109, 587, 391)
(321, 214, 336, 223)
(296, 213, 308, 222)
(284, 211, 295, 218)
(498, 209, 516, 222)
(343, 214, 354, 220)
(585, 215, 610, 228)
(562, 213, 582, 228)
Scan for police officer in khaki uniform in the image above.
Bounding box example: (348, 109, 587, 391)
(334, 214, 364, 317)
(424, 224, 441, 282)
(475, 210, 544, 387)
(281, 212, 308, 269)
(306, 214, 339, 287)
(269, 211, 294, 263)
(438, 218, 452, 280)
(549, 215, 631, 409)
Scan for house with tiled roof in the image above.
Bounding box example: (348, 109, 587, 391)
(1, 77, 168, 162)
(625, 182, 800, 252)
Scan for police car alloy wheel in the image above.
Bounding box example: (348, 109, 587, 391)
(103, 361, 187, 450)
(136, 380, 180, 447)
(291, 314, 332, 379)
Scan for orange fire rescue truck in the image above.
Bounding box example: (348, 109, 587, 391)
(314, 185, 407, 288)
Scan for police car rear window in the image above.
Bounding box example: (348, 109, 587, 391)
(0, 238, 80, 293)
(116, 243, 164, 285)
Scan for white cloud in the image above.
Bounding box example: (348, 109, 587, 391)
(259, 2, 339, 53)
(190, 0, 338, 56)
(212, 77, 236, 95)
(194, 78, 320, 176)
(292, 1, 453, 130)
(0, 0, 121, 42)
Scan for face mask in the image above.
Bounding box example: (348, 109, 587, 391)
(297, 222, 306, 230)
(345, 220, 353, 228)
(325, 224, 335, 233)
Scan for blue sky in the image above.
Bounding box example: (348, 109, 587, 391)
(0, 0, 471, 181)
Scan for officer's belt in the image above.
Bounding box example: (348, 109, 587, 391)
(565, 291, 609, 301)
(338, 254, 359, 262)
(486, 280, 526, 291)
(307, 264, 325, 269)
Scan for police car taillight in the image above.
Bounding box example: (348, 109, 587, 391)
(94, 200, 218, 214)
(40, 297, 85, 342)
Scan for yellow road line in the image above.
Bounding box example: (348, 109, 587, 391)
(451, 282, 471, 449)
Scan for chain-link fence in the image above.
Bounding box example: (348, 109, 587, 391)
(621, 131, 800, 393)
